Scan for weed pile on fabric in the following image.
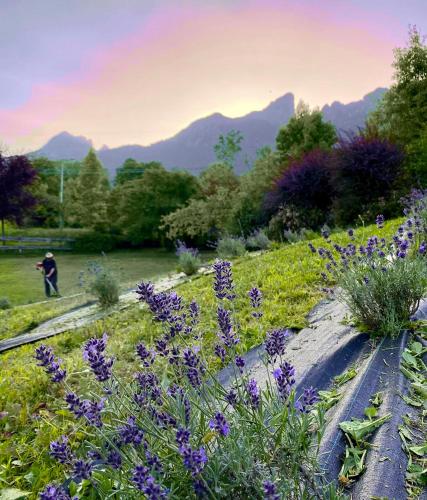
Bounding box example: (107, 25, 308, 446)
(310, 202, 427, 336)
(34, 260, 336, 499)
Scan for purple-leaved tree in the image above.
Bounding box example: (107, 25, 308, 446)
(0, 154, 37, 242)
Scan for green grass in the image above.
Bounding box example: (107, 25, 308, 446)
(0, 219, 403, 497)
(0, 249, 187, 306)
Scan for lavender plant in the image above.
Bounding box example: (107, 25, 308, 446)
(35, 260, 335, 499)
(310, 212, 427, 336)
(176, 241, 202, 276)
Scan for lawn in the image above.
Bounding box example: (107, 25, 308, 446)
(0, 249, 193, 306)
(0, 218, 403, 497)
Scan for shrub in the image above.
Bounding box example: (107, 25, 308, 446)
(34, 261, 336, 499)
(0, 297, 11, 310)
(176, 240, 201, 276)
(245, 229, 271, 251)
(216, 236, 246, 258)
(332, 136, 404, 225)
(73, 232, 116, 253)
(81, 261, 120, 308)
(311, 214, 427, 336)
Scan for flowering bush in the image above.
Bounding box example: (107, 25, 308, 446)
(310, 213, 427, 336)
(216, 236, 246, 258)
(35, 260, 335, 499)
(79, 261, 120, 309)
(176, 240, 201, 276)
(245, 229, 271, 251)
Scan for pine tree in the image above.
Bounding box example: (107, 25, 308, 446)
(68, 149, 110, 229)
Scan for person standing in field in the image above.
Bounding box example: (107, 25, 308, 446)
(37, 252, 60, 298)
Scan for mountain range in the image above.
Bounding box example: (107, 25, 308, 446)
(30, 87, 387, 176)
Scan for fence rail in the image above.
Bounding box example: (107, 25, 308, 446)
(0, 236, 75, 251)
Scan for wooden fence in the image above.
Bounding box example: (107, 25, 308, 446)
(0, 236, 75, 251)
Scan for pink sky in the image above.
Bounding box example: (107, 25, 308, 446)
(0, 0, 420, 153)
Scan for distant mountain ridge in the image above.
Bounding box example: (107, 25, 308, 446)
(31, 87, 387, 176)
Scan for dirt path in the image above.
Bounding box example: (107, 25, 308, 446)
(0, 269, 211, 353)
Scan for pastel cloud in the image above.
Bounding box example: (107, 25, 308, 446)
(0, 0, 415, 153)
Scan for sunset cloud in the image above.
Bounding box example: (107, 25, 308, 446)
(0, 0, 424, 153)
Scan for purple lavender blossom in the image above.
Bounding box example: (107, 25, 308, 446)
(136, 281, 155, 301)
(295, 386, 319, 413)
(376, 214, 385, 229)
(419, 242, 427, 254)
(34, 345, 66, 383)
(347, 228, 354, 238)
(235, 355, 245, 373)
(246, 379, 260, 409)
(73, 459, 93, 482)
(263, 480, 280, 500)
(176, 240, 199, 257)
(65, 392, 104, 427)
(308, 242, 316, 253)
(225, 388, 238, 407)
(132, 465, 150, 490)
(183, 347, 205, 388)
(188, 300, 200, 325)
(217, 307, 240, 347)
(154, 336, 170, 357)
(145, 451, 163, 473)
(265, 329, 289, 360)
(118, 416, 144, 446)
(39, 484, 71, 500)
(273, 361, 296, 400)
(214, 344, 227, 362)
(134, 372, 162, 406)
(179, 445, 208, 476)
(176, 427, 190, 447)
(82, 333, 114, 382)
(140, 475, 169, 499)
(213, 260, 235, 300)
(248, 287, 263, 318)
(209, 412, 230, 436)
(136, 342, 156, 367)
(106, 450, 122, 469)
(49, 436, 74, 464)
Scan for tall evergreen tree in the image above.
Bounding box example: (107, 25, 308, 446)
(68, 149, 110, 229)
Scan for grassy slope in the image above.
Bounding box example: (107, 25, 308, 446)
(0, 219, 402, 496)
(0, 249, 182, 306)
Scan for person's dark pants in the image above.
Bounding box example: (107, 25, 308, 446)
(45, 275, 59, 297)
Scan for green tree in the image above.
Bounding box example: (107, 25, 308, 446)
(369, 27, 427, 186)
(200, 163, 239, 197)
(67, 149, 110, 229)
(111, 165, 199, 245)
(161, 163, 240, 241)
(370, 27, 427, 146)
(115, 159, 162, 185)
(231, 148, 283, 234)
(276, 102, 337, 161)
(214, 130, 243, 167)
(28, 157, 81, 226)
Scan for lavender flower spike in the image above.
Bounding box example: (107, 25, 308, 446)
(265, 328, 289, 360)
(213, 259, 235, 300)
(249, 287, 263, 318)
(263, 480, 280, 500)
(246, 379, 260, 409)
(209, 412, 230, 436)
(49, 435, 74, 464)
(34, 344, 66, 383)
(376, 214, 385, 229)
(39, 484, 71, 500)
(83, 333, 114, 382)
(295, 386, 319, 413)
